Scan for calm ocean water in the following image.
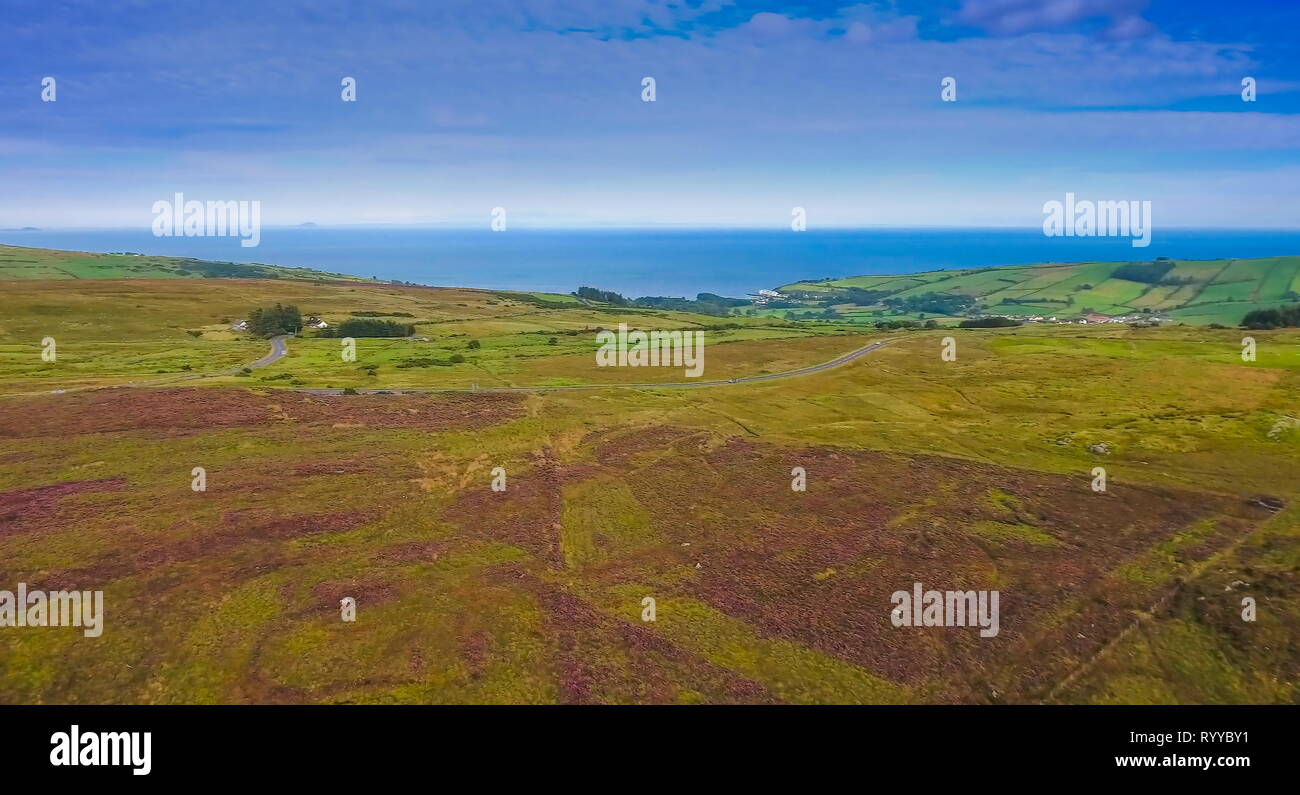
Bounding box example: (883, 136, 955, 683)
(5, 227, 1300, 298)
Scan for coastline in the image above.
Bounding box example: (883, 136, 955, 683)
(5, 226, 1300, 299)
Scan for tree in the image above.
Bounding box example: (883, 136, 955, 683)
(1242, 305, 1300, 329)
(247, 303, 302, 337)
(958, 317, 1022, 328)
(324, 318, 414, 337)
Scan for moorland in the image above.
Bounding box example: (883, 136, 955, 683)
(0, 243, 1297, 704)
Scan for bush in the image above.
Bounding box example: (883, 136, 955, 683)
(247, 303, 302, 337)
(1242, 305, 1300, 329)
(575, 286, 628, 305)
(958, 317, 1022, 328)
(324, 318, 414, 338)
(1112, 260, 1174, 284)
(467, 339, 481, 349)
(883, 292, 976, 316)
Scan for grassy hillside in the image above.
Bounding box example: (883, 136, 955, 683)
(0, 244, 379, 283)
(0, 258, 1297, 704)
(0, 296, 1296, 703)
(0, 277, 858, 394)
(778, 256, 1300, 326)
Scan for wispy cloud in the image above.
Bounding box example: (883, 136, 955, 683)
(0, 0, 1295, 228)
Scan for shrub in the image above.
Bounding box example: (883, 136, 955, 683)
(1242, 305, 1300, 329)
(959, 317, 1022, 328)
(322, 318, 414, 337)
(246, 303, 302, 337)
(1112, 260, 1174, 284)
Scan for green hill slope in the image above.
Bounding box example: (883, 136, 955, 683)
(778, 256, 1300, 326)
(0, 244, 379, 283)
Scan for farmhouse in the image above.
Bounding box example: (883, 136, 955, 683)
(305, 316, 329, 329)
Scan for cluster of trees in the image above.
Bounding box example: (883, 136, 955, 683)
(784, 308, 843, 321)
(574, 286, 754, 317)
(840, 287, 892, 306)
(1000, 297, 1067, 305)
(182, 260, 277, 279)
(874, 319, 939, 329)
(779, 287, 888, 307)
(1112, 259, 1175, 284)
(1241, 305, 1300, 329)
(959, 317, 1022, 328)
(575, 286, 628, 305)
(320, 318, 414, 337)
(883, 292, 976, 315)
(247, 304, 302, 336)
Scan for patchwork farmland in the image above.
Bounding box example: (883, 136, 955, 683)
(782, 256, 1300, 326)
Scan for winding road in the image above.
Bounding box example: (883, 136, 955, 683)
(5, 334, 293, 399)
(246, 334, 291, 369)
(297, 337, 894, 394)
(12, 333, 892, 398)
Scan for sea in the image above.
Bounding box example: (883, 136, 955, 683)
(4, 227, 1299, 299)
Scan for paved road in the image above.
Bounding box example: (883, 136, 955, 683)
(8, 334, 891, 398)
(296, 337, 895, 395)
(4, 334, 293, 399)
(245, 334, 291, 369)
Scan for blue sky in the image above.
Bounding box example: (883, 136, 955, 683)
(2, 0, 1298, 228)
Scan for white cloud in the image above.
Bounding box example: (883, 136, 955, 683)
(958, 0, 1155, 39)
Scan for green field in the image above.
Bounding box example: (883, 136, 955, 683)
(0, 244, 379, 283)
(780, 256, 1300, 326)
